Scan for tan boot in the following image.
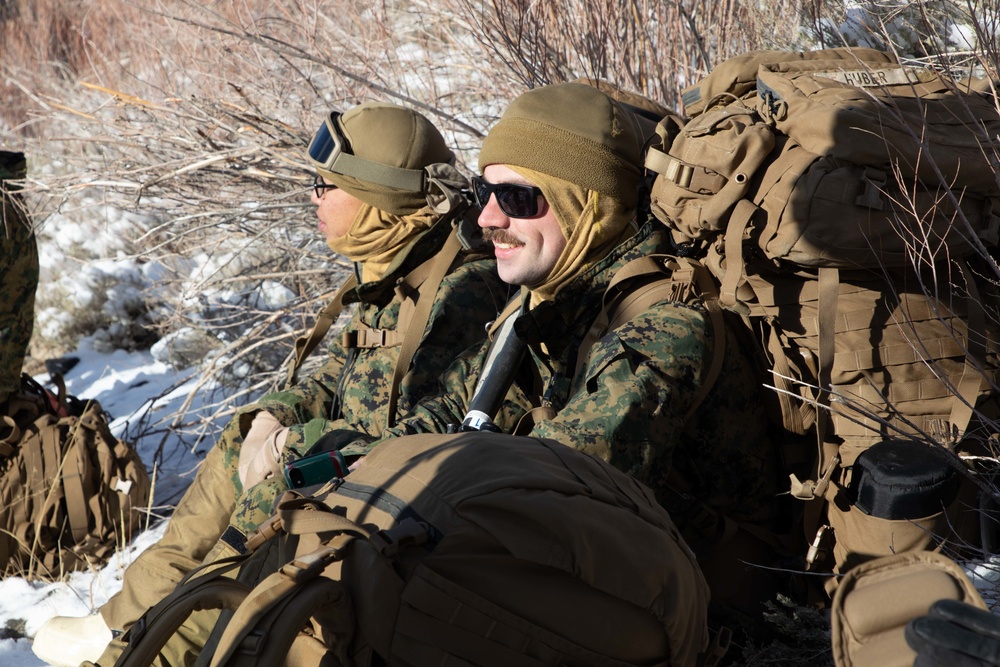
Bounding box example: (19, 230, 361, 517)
(32, 613, 114, 667)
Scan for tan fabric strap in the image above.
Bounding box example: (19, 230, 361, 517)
(574, 256, 726, 426)
(60, 419, 91, 544)
(719, 200, 755, 309)
(210, 535, 358, 667)
(946, 261, 989, 443)
(575, 256, 664, 375)
(815, 267, 839, 457)
(112, 555, 252, 667)
(284, 226, 464, 433)
(687, 262, 727, 425)
(385, 226, 464, 429)
(285, 277, 358, 389)
(487, 292, 525, 339)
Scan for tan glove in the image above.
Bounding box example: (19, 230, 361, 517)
(238, 412, 291, 488)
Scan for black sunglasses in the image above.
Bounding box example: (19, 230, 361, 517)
(471, 176, 544, 219)
(312, 174, 338, 197)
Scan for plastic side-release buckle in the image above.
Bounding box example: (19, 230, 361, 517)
(806, 524, 832, 567)
(790, 455, 839, 501)
(244, 514, 285, 552)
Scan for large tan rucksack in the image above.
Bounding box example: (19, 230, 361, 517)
(109, 432, 722, 667)
(645, 48, 1000, 585)
(0, 375, 151, 578)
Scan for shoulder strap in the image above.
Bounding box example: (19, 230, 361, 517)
(574, 255, 726, 425)
(209, 534, 359, 667)
(385, 226, 464, 429)
(113, 555, 252, 667)
(944, 260, 989, 443)
(284, 277, 358, 389)
(283, 225, 465, 433)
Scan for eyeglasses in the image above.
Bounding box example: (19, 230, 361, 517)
(312, 174, 338, 198)
(471, 176, 544, 218)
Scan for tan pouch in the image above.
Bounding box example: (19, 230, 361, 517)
(831, 551, 987, 667)
(828, 500, 947, 575)
(826, 441, 965, 578)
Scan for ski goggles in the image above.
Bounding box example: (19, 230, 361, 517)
(306, 112, 426, 192)
(471, 176, 544, 218)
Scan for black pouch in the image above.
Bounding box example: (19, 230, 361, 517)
(849, 440, 960, 521)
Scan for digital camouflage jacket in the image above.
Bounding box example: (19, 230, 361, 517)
(230, 218, 779, 539)
(225, 217, 508, 528)
(335, 218, 780, 526)
(0, 156, 38, 404)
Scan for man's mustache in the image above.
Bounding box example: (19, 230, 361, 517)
(482, 228, 523, 246)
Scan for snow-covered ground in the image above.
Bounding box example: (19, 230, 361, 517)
(0, 342, 229, 666)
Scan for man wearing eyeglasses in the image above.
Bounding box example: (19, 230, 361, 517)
(33, 103, 507, 667)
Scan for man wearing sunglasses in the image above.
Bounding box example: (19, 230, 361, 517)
(297, 84, 780, 642)
(34, 103, 507, 667)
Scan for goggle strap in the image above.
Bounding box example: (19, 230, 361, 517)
(332, 153, 426, 193)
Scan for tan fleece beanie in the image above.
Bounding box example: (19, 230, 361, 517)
(478, 83, 643, 208)
(478, 84, 643, 303)
(316, 103, 454, 215)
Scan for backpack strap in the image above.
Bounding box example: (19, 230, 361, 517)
(112, 555, 252, 667)
(284, 277, 358, 389)
(209, 533, 360, 667)
(0, 416, 18, 458)
(944, 260, 989, 444)
(384, 225, 464, 429)
(575, 255, 727, 426)
(284, 226, 465, 431)
(59, 417, 92, 545)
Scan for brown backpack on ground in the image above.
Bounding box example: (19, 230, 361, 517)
(0, 374, 151, 578)
(109, 431, 724, 667)
(645, 48, 1000, 588)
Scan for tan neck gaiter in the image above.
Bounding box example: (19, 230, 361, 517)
(510, 166, 635, 308)
(326, 202, 438, 283)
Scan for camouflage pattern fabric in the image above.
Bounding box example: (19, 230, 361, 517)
(268, 219, 780, 530)
(0, 180, 38, 404)
(223, 220, 507, 538)
(99, 215, 503, 653)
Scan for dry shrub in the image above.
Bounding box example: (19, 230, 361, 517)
(0, 0, 997, 457)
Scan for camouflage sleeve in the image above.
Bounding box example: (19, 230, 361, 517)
(380, 337, 487, 437)
(529, 301, 711, 488)
(276, 334, 490, 465)
(393, 257, 506, 417)
(273, 258, 504, 462)
(0, 197, 38, 402)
